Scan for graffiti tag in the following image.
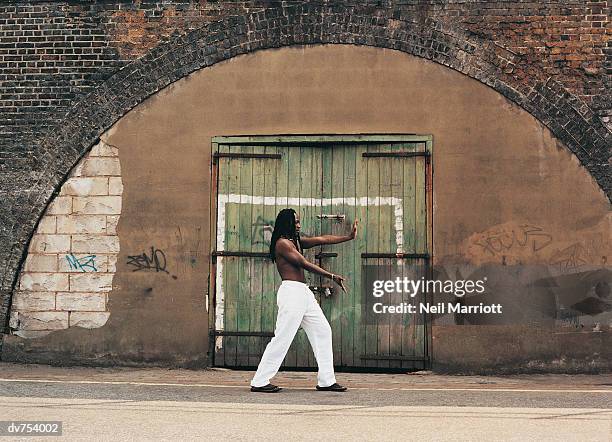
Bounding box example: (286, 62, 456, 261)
(127, 247, 169, 274)
(66, 254, 97, 272)
(473, 224, 553, 257)
(549, 243, 590, 271)
(251, 215, 274, 246)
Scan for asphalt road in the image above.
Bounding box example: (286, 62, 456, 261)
(1, 379, 611, 441)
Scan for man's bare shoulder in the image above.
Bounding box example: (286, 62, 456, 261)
(275, 238, 294, 251)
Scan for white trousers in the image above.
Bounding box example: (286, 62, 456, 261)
(251, 280, 337, 388)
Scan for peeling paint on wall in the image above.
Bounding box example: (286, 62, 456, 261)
(10, 137, 122, 338)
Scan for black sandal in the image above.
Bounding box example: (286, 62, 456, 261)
(315, 383, 347, 392)
(250, 383, 282, 393)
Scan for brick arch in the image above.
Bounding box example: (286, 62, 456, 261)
(1, 5, 610, 332)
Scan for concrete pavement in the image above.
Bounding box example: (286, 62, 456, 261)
(0, 363, 610, 440)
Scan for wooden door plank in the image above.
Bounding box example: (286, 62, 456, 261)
(414, 144, 428, 364)
(340, 144, 357, 367)
(235, 145, 253, 367)
(354, 144, 369, 368)
(260, 144, 278, 361)
(401, 143, 418, 366)
(388, 143, 404, 369)
(365, 143, 381, 369)
(223, 144, 241, 367)
(209, 142, 219, 365)
(249, 145, 266, 367)
(415, 142, 427, 255)
(320, 144, 334, 350)
(376, 143, 393, 369)
(309, 145, 324, 368)
(214, 143, 228, 367)
(329, 143, 344, 365)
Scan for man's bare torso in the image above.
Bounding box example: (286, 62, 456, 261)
(275, 237, 306, 282)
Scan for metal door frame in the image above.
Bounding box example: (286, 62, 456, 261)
(208, 134, 434, 370)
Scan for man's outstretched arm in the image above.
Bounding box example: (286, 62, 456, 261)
(276, 239, 347, 292)
(301, 219, 359, 249)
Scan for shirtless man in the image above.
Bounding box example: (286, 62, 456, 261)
(250, 208, 358, 393)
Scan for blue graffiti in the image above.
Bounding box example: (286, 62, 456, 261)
(66, 254, 97, 272)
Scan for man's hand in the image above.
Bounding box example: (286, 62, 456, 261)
(349, 219, 359, 240)
(332, 274, 347, 293)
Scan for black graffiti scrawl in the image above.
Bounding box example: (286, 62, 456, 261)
(127, 247, 170, 274)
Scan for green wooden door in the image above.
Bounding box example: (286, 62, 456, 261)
(211, 136, 431, 370)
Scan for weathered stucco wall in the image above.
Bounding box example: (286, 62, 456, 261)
(3, 45, 609, 372)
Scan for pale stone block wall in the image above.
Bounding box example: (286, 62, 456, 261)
(10, 138, 122, 338)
